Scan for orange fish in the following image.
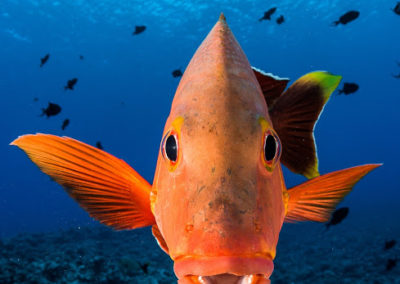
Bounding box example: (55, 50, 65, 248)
(11, 14, 380, 284)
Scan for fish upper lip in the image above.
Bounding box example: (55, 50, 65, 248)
(174, 253, 273, 262)
(173, 253, 274, 279)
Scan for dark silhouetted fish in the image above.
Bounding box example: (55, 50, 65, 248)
(33, 97, 39, 102)
(79, 55, 84, 60)
(259, 7, 277, 21)
(333, 11, 360, 26)
(393, 2, 400, 15)
(326, 207, 349, 229)
(96, 141, 103, 150)
(392, 73, 400, 79)
(65, 78, 78, 90)
(133, 26, 146, 35)
(385, 240, 396, 250)
(40, 54, 50, 67)
(140, 262, 149, 274)
(338, 82, 359, 95)
(276, 15, 285, 25)
(41, 103, 61, 118)
(62, 119, 70, 130)
(386, 258, 397, 271)
(172, 69, 183, 78)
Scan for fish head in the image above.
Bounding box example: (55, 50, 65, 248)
(151, 15, 286, 280)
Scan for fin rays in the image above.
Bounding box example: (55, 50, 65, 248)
(285, 164, 381, 223)
(11, 134, 155, 230)
(270, 71, 342, 178)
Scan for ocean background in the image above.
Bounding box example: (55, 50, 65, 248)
(1, 0, 399, 282)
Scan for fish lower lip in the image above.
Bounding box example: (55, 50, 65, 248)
(174, 255, 274, 280)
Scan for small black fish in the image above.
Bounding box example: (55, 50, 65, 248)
(40, 53, 50, 67)
(33, 97, 39, 102)
(333, 11, 360, 26)
(96, 141, 103, 150)
(386, 258, 397, 271)
(393, 2, 400, 15)
(276, 15, 285, 25)
(65, 78, 78, 90)
(62, 119, 70, 130)
(259, 7, 277, 21)
(338, 82, 359, 95)
(326, 207, 349, 229)
(79, 55, 84, 60)
(42, 102, 61, 118)
(385, 240, 396, 250)
(172, 69, 183, 78)
(392, 73, 400, 79)
(139, 262, 149, 274)
(133, 26, 146, 35)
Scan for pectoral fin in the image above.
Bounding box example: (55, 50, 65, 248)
(269, 71, 342, 178)
(11, 133, 155, 230)
(284, 164, 381, 223)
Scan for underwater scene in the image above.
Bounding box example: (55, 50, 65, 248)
(1, 0, 400, 283)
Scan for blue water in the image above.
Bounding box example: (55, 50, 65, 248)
(0, 0, 399, 244)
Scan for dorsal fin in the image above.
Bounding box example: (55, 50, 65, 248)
(10, 134, 155, 230)
(269, 71, 342, 179)
(252, 67, 289, 108)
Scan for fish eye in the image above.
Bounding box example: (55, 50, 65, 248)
(262, 130, 281, 170)
(162, 132, 178, 164)
(165, 135, 177, 162)
(264, 134, 277, 162)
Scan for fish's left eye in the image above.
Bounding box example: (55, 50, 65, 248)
(264, 134, 277, 162)
(262, 130, 281, 170)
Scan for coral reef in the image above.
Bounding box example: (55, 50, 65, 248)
(0, 223, 399, 283)
(0, 226, 175, 283)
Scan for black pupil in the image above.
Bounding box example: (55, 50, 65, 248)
(264, 135, 276, 162)
(165, 135, 177, 162)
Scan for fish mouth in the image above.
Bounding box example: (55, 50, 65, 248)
(174, 254, 274, 280)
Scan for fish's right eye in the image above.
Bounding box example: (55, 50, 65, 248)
(162, 131, 179, 167)
(160, 117, 184, 172)
(165, 135, 177, 162)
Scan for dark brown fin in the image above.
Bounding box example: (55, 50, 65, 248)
(10, 134, 155, 230)
(152, 224, 169, 254)
(252, 67, 289, 108)
(269, 71, 342, 178)
(284, 164, 381, 223)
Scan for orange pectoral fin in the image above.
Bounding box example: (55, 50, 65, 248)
(11, 133, 155, 230)
(284, 164, 381, 223)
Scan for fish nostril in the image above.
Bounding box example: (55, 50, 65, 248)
(254, 221, 262, 233)
(185, 223, 194, 233)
